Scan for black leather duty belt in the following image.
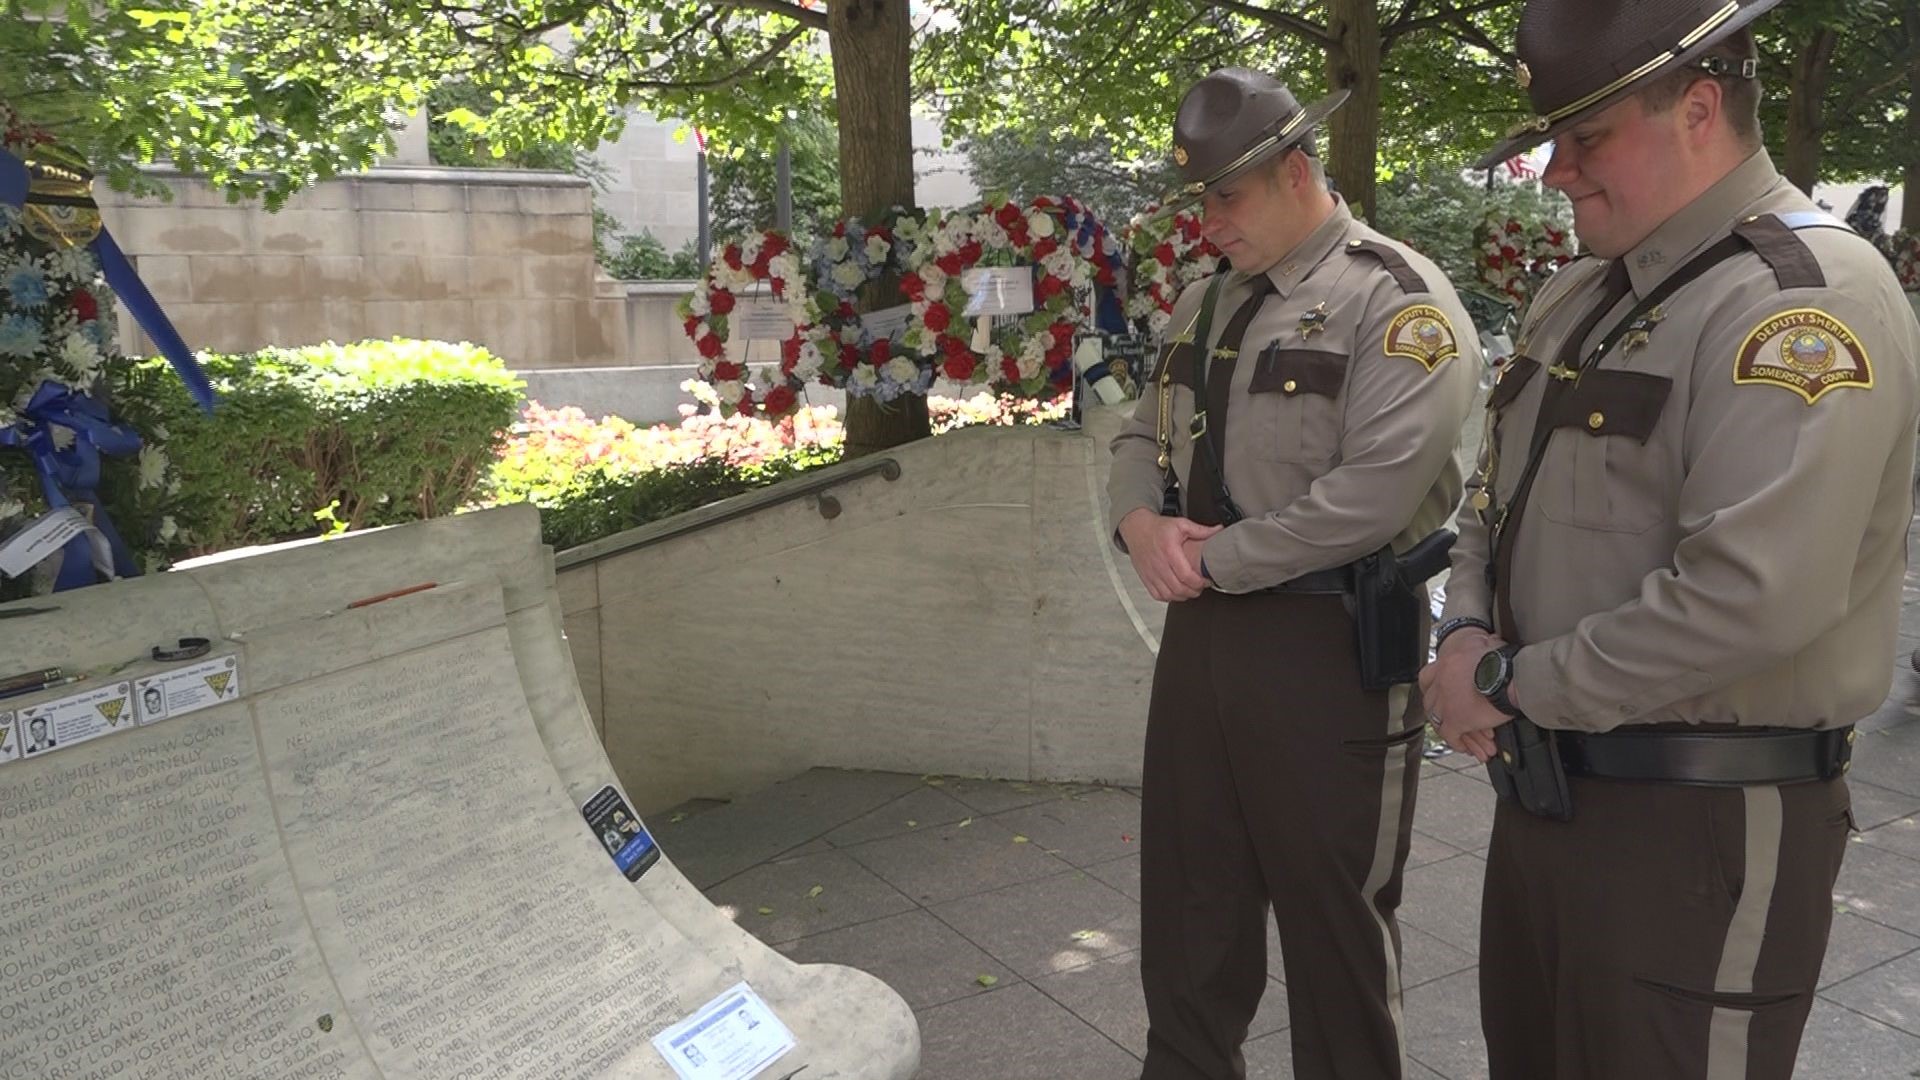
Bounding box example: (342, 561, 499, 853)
(1555, 725, 1855, 787)
(1259, 567, 1350, 595)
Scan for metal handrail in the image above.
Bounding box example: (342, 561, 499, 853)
(554, 456, 902, 567)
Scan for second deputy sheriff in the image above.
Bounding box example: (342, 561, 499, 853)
(1108, 68, 1478, 1080)
(1422, 0, 1920, 1075)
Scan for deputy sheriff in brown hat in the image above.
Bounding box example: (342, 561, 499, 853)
(1418, 0, 1920, 1075)
(1108, 67, 1479, 1078)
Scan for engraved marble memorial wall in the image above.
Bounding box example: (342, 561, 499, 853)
(0, 506, 917, 1078)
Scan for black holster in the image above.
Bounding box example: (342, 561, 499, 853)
(1486, 716, 1573, 820)
(1351, 530, 1456, 691)
(1160, 477, 1182, 516)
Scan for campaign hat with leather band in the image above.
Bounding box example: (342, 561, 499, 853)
(1159, 67, 1350, 216)
(1473, 0, 1782, 170)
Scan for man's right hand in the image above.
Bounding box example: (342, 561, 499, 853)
(1119, 509, 1221, 602)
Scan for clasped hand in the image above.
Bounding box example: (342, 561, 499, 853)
(1118, 509, 1219, 602)
(1415, 629, 1514, 763)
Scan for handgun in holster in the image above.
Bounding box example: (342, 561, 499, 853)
(1351, 529, 1456, 691)
(1486, 715, 1573, 821)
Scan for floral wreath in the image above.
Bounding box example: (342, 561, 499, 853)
(676, 229, 811, 419)
(1475, 213, 1574, 306)
(795, 208, 936, 410)
(900, 196, 1100, 398)
(1049, 195, 1124, 295)
(1890, 231, 1920, 293)
(0, 108, 189, 596)
(1123, 203, 1222, 335)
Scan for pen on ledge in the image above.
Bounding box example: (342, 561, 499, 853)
(346, 581, 439, 609)
(0, 672, 84, 701)
(0, 667, 61, 694)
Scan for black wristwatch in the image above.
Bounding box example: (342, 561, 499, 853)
(1473, 644, 1523, 718)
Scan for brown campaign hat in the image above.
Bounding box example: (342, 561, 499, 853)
(1159, 68, 1349, 216)
(1475, 0, 1783, 170)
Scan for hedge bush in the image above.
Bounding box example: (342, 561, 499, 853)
(482, 401, 844, 550)
(482, 391, 1070, 551)
(6, 332, 1077, 598)
(140, 339, 522, 556)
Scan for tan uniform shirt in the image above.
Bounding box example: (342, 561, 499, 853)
(1109, 198, 1479, 592)
(1444, 151, 1920, 733)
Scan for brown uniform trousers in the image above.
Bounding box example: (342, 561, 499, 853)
(1480, 772, 1851, 1079)
(1141, 589, 1423, 1079)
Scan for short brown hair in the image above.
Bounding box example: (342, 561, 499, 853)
(1639, 28, 1762, 147)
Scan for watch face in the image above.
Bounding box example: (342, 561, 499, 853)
(1473, 649, 1506, 694)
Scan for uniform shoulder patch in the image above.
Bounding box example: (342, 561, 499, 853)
(1382, 304, 1459, 371)
(1732, 308, 1871, 404)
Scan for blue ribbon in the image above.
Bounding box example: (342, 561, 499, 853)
(1095, 285, 1126, 335)
(0, 146, 216, 414)
(1057, 205, 1128, 336)
(0, 382, 143, 589)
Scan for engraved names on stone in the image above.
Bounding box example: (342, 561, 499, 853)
(261, 627, 703, 1075)
(0, 706, 367, 1080)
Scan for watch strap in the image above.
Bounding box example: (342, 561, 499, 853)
(1481, 643, 1522, 718)
(1434, 615, 1494, 652)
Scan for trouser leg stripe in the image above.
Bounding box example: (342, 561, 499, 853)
(1360, 683, 1412, 1079)
(1705, 786, 1783, 1080)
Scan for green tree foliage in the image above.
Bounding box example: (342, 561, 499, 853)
(2, 0, 847, 207)
(1372, 163, 1568, 284)
(425, 79, 596, 173)
(1752, 0, 1903, 193)
(709, 108, 842, 243)
(922, 0, 1527, 220)
(2, 0, 414, 207)
(962, 128, 1179, 225)
(593, 213, 701, 281)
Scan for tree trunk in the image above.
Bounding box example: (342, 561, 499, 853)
(1782, 28, 1837, 195)
(829, 0, 928, 458)
(1323, 0, 1383, 221)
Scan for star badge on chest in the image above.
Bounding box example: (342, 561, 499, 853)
(1297, 302, 1329, 337)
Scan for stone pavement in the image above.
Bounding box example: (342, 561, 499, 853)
(655, 678, 1920, 1079)
(656, 533, 1920, 1080)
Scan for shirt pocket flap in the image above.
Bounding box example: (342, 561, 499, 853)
(1249, 348, 1347, 399)
(1552, 369, 1672, 443)
(1485, 356, 1541, 412)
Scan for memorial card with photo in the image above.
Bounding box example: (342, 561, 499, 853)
(19, 680, 133, 758)
(653, 982, 795, 1080)
(137, 653, 243, 725)
(583, 783, 661, 881)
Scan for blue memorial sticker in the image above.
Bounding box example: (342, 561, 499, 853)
(582, 784, 661, 881)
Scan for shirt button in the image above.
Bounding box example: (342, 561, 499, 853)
(1587, 411, 1605, 430)
(1283, 379, 1298, 393)
(1348, 239, 1363, 248)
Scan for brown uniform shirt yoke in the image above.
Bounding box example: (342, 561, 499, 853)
(1443, 150, 1920, 733)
